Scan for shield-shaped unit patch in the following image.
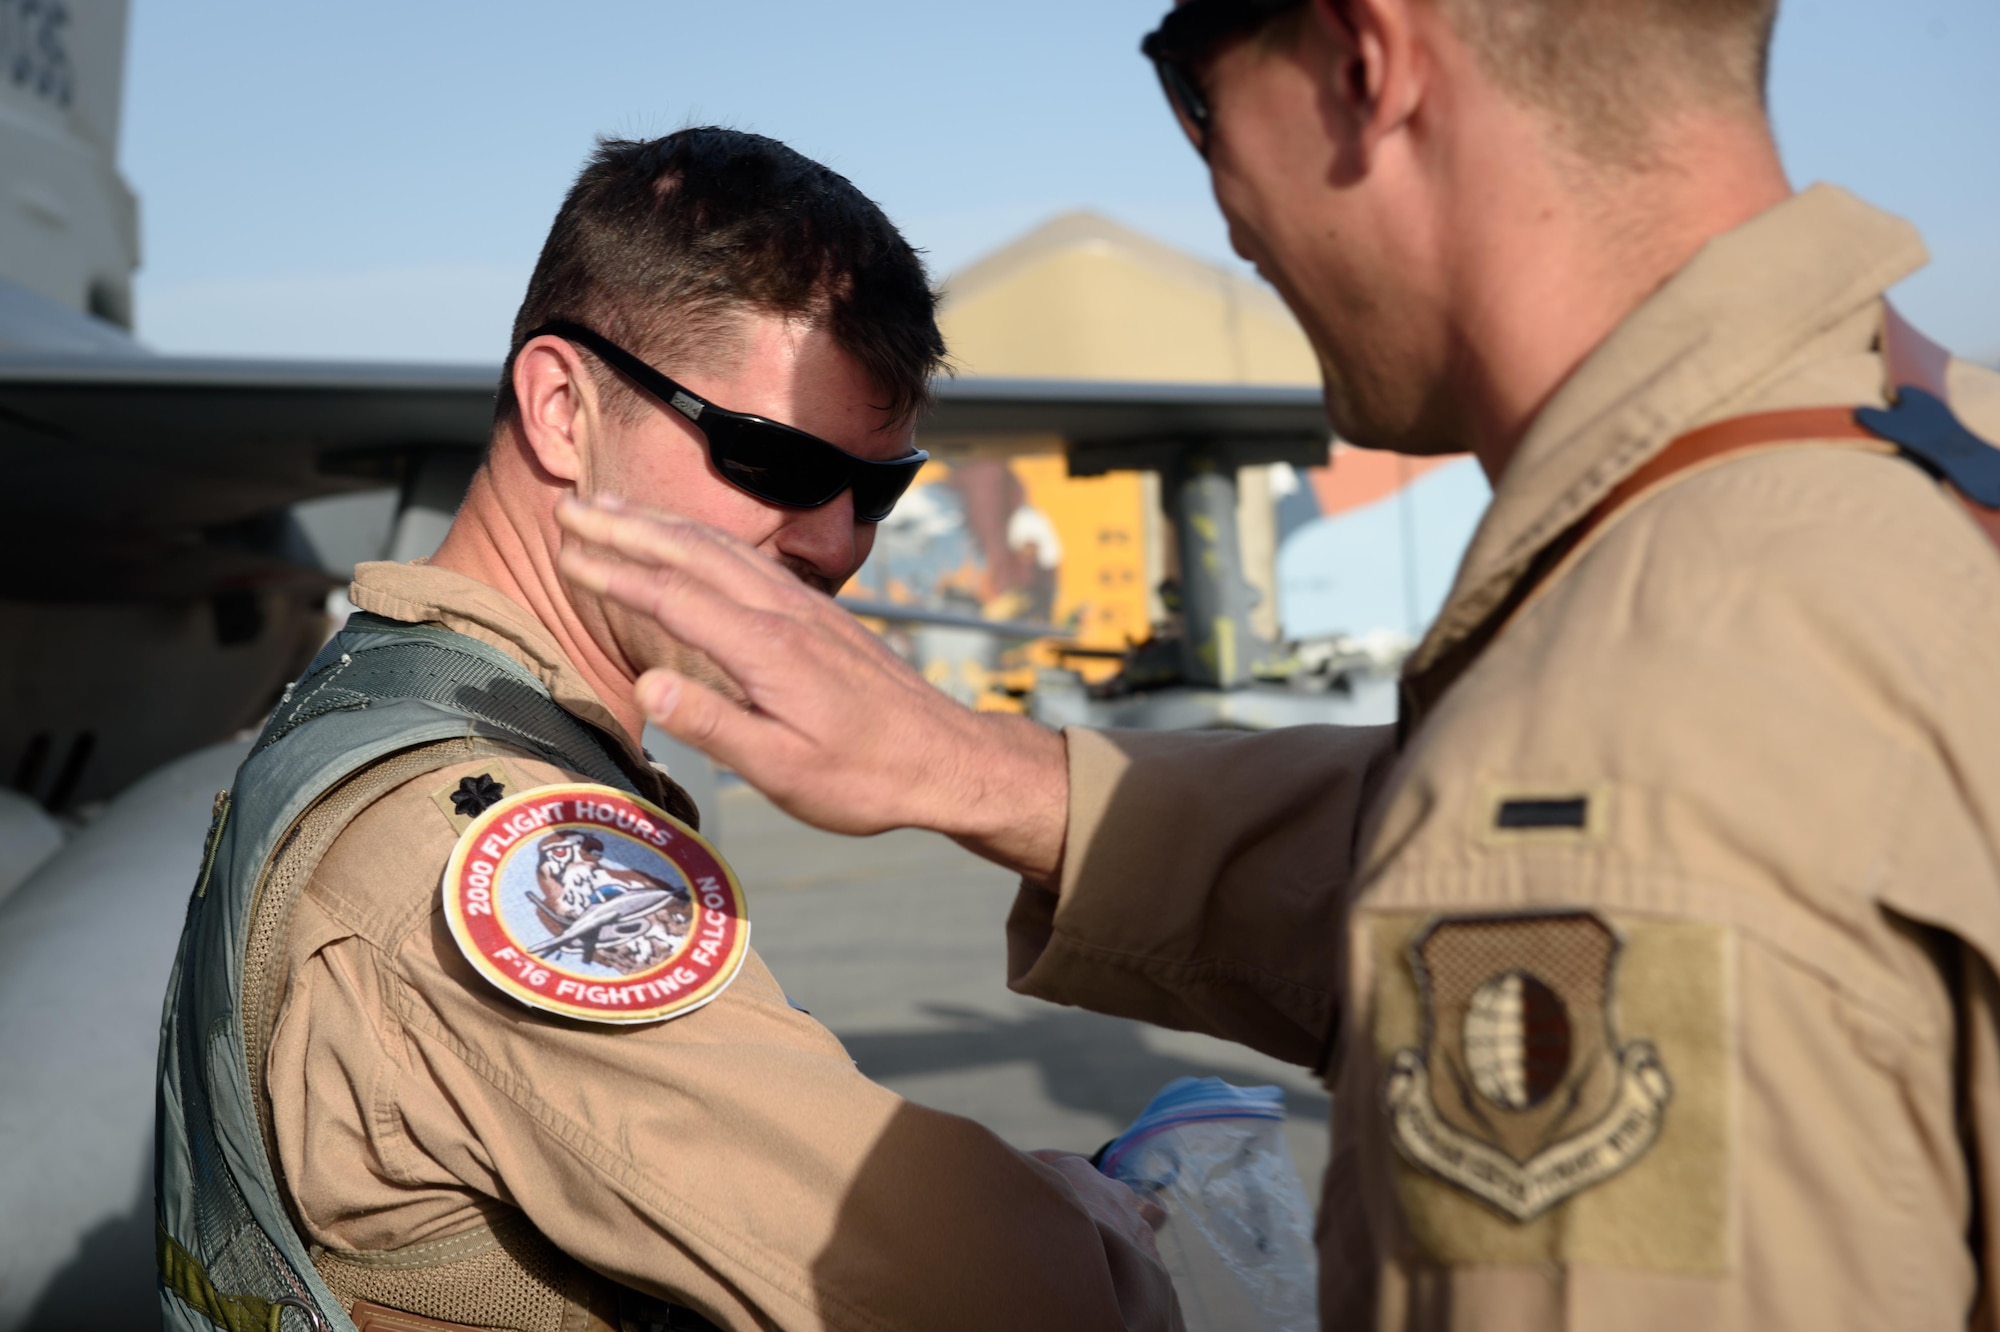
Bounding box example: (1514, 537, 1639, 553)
(1384, 911, 1672, 1222)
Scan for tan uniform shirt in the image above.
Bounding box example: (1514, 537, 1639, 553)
(1009, 184, 2000, 1330)
(269, 562, 1177, 1332)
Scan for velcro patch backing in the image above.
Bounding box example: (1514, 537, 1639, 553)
(1367, 909, 1732, 1274)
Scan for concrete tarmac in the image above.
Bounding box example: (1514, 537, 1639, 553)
(718, 784, 1332, 1192)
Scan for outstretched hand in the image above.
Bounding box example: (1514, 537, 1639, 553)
(554, 495, 1069, 882)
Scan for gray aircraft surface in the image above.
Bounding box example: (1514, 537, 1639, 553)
(0, 4, 1355, 1328)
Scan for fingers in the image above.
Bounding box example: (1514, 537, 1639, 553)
(556, 496, 886, 657)
(556, 542, 808, 697)
(1036, 1155, 1166, 1263)
(1028, 1151, 1163, 1229)
(553, 496, 1063, 853)
(634, 669, 682, 723)
(1134, 1195, 1167, 1231)
(558, 497, 798, 606)
(634, 668, 778, 778)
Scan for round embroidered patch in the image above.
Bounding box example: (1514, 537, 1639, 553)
(442, 783, 748, 1024)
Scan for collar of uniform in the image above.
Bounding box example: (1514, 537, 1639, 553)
(347, 560, 661, 791)
(1404, 183, 1928, 681)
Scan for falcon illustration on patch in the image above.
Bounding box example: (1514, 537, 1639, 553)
(1383, 911, 1672, 1221)
(442, 783, 748, 1024)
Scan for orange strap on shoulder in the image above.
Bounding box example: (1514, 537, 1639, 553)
(1399, 304, 1991, 737)
(1570, 407, 1879, 553)
(1574, 303, 2000, 554)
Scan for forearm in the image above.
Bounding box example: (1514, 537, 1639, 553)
(1007, 723, 1400, 1066)
(935, 712, 1071, 885)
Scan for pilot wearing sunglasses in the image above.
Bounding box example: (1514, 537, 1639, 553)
(158, 128, 1177, 1332)
(559, 1, 2000, 1330)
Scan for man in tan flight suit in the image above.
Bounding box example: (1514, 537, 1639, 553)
(260, 129, 1176, 1331)
(555, 1, 2000, 1328)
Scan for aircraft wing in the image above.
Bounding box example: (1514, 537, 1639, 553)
(0, 351, 500, 522)
(0, 350, 1329, 599)
(0, 351, 499, 599)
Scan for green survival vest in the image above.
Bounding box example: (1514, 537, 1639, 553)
(154, 612, 710, 1332)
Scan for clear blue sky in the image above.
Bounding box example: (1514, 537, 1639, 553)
(124, 0, 2000, 367)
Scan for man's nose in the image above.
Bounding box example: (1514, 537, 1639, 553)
(770, 490, 864, 587)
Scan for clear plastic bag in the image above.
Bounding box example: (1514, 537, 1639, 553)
(1099, 1077, 1318, 1332)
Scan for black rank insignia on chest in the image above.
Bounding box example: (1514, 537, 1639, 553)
(1383, 911, 1673, 1221)
(451, 773, 507, 818)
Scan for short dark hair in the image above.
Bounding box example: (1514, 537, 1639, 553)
(1438, 0, 1780, 159)
(1260, 1, 1778, 163)
(496, 128, 945, 429)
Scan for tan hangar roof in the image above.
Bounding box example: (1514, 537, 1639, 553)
(937, 210, 1319, 385)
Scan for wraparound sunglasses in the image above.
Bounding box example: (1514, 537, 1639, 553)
(1141, 0, 1308, 157)
(526, 320, 929, 523)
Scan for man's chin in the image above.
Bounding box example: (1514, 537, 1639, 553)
(1337, 432, 1469, 459)
(1321, 371, 1467, 458)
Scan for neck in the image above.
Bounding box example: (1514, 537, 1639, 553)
(1445, 113, 1791, 482)
(430, 441, 648, 743)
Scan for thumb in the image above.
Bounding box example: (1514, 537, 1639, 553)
(636, 668, 753, 766)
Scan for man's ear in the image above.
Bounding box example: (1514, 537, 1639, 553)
(1311, 0, 1427, 158)
(511, 336, 599, 486)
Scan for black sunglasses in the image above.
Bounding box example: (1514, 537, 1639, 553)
(525, 320, 929, 523)
(1141, 0, 1308, 156)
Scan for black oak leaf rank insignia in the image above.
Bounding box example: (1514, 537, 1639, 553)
(451, 773, 507, 818)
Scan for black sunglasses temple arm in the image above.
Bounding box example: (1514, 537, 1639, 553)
(524, 320, 708, 423)
(523, 318, 928, 522)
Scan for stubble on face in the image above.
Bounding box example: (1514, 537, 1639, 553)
(1311, 306, 1469, 458)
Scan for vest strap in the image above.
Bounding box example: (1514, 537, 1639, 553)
(256, 614, 635, 793)
(1398, 303, 1998, 736)
(158, 613, 702, 1332)
(1567, 408, 1880, 552)
(158, 1226, 326, 1332)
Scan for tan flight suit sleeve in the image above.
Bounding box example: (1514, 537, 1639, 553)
(1006, 724, 1401, 1068)
(268, 752, 1178, 1332)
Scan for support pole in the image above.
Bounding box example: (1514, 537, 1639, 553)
(1168, 448, 1264, 689)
